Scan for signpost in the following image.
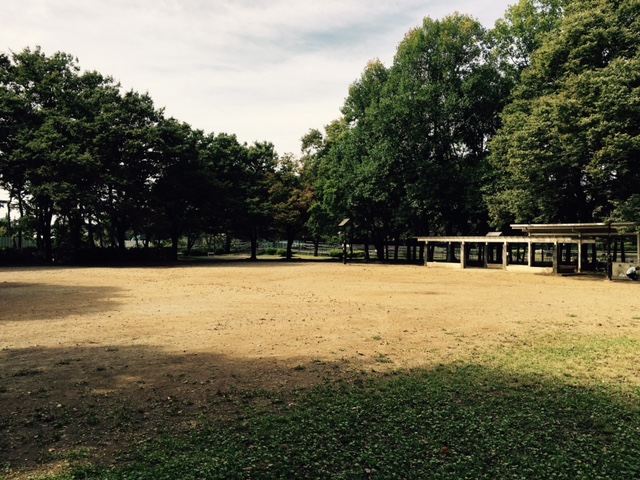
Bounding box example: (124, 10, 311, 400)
(338, 218, 350, 264)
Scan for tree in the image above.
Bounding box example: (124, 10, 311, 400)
(91, 89, 161, 252)
(486, 0, 640, 227)
(378, 14, 510, 237)
(489, 0, 567, 81)
(149, 118, 209, 261)
(300, 128, 335, 256)
(269, 154, 313, 260)
(0, 47, 112, 259)
(233, 141, 277, 260)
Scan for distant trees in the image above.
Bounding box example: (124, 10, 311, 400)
(0, 47, 289, 262)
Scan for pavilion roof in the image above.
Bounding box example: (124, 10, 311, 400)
(510, 222, 637, 237)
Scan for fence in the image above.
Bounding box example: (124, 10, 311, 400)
(258, 241, 340, 256)
(0, 237, 36, 248)
(258, 241, 423, 260)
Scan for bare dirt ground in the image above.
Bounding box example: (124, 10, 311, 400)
(1, 261, 639, 478)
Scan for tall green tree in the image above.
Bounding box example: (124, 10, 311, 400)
(0, 47, 114, 259)
(233, 141, 277, 260)
(150, 118, 210, 261)
(487, 0, 640, 227)
(301, 128, 337, 255)
(268, 154, 312, 260)
(379, 14, 510, 236)
(92, 89, 161, 251)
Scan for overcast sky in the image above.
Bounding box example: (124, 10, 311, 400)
(1, 0, 514, 157)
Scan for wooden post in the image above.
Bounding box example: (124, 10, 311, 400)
(553, 241, 559, 274)
(527, 240, 533, 267)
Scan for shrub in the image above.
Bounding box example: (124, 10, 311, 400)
(182, 248, 208, 257)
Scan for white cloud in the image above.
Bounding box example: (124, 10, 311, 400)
(0, 0, 514, 155)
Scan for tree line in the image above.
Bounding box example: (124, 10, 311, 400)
(0, 48, 311, 262)
(1, 0, 639, 263)
(307, 0, 639, 259)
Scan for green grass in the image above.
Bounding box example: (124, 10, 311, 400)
(27, 332, 640, 479)
(46, 360, 640, 480)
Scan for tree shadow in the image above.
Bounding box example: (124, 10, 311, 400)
(2, 343, 640, 478)
(0, 282, 124, 321)
(0, 343, 351, 474)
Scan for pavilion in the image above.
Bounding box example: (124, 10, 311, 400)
(416, 222, 639, 275)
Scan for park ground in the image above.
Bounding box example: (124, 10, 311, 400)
(1, 262, 639, 478)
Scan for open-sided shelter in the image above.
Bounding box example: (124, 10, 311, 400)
(416, 222, 639, 275)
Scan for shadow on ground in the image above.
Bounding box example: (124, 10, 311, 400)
(0, 343, 352, 476)
(2, 342, 640, 479)
(0, 282, 124, 321)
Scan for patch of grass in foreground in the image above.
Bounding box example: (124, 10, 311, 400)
(49, 363, 640, 480)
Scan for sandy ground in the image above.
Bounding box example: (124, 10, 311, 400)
(1, 261, 639, 476)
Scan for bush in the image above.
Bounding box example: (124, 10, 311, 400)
(182, 248, 209, 257)
(328, 249, 343, 258)
(0, 247, 41, 265)
(265, 248, 278, 255)
(277, 249, 288, 257)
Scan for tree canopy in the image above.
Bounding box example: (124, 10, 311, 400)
(2, 0, 639, 263)
(486, 0, 640, 227)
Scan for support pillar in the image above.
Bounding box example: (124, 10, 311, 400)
(503, 242, 509, 269)
(578, 239, 583, 273)
(461, 242, 467, 269)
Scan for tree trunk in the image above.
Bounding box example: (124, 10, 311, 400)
(249, 226, 258, 261)
(286, 236, 294, 261)
(375, 239, 385, 260)
(225, 233, 232, 254)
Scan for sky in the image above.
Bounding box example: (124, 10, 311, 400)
(1, 0, 514, 158)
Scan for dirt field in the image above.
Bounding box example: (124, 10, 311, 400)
(1, 261, 639, 477)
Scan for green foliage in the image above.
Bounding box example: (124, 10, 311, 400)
(311, 14, 511, 253)
(55, 364, 640, 479)
(487, 0, 640, 226)
(0, 48, 290, 263)
(489, 0, 566, 80)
